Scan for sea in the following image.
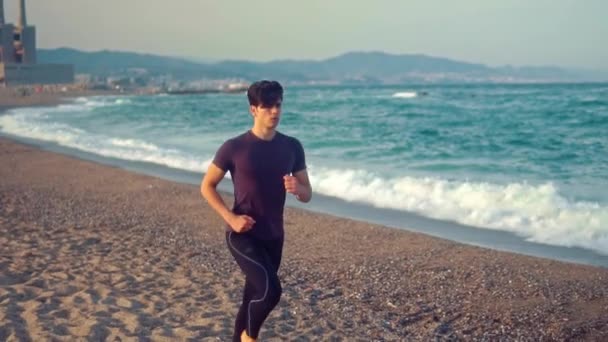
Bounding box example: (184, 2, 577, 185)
(1, 83, 607, 266)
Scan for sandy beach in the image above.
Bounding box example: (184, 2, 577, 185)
(1, 97, 608, 340)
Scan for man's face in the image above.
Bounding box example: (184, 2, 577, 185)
(251, 100, 282, 129)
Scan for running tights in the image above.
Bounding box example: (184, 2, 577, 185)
(225, 231, 284, 341)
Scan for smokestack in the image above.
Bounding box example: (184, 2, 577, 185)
(0, 0, 5, 26)
(18, 0, 26, 28)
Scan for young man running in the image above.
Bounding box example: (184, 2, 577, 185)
(201, 80, 312, 341)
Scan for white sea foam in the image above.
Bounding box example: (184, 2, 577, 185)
(73, 96, 131, 107)
(109, 138, 160, 151)
(392, 91, 417, 98)
(308, 167, 608, 255)
(0, 110, 207, 173)
(114, 98, 131, 104)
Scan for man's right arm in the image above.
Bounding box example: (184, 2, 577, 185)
(201, 163, 234, 222)
(200, 163, 255, 232)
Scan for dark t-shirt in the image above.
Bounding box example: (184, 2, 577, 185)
(213, 130, 306, 240)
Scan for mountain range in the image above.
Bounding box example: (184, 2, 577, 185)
(38, 48, 608, 84)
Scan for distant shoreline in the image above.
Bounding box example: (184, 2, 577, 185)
(0, 87, 125, 113)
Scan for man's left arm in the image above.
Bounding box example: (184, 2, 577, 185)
(284, 170, 312, 203)
(293, 169, 312, 202)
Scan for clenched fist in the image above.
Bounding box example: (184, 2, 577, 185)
(228, 214, 256, 233)
(284, 174, 301, 196)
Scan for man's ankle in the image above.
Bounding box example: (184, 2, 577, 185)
(241, 329, 256, 342)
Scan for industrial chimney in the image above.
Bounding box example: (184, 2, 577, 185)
(18, 0, 26, 28)
(0, 0, 5, 26)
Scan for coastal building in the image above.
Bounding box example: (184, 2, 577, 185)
(0, 0, 73, 86)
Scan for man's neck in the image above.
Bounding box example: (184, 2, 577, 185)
(250, 126, 276, 141)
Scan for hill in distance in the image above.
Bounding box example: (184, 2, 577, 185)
(39, 48, 608, 84)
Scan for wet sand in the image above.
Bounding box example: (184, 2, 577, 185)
(0, 135, 607, 340)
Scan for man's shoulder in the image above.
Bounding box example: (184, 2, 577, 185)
(222, 131, 249, 145)
(216, 133, 248, 157)
(233, 131, 251, 140)
(276, 131, 301, 144)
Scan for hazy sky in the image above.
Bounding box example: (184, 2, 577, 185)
(4, 0, 608, 69)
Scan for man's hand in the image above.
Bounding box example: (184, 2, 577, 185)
(284, 171, 312, 202)
(228, 214, 256, 233)
(284, 174, 302, 196)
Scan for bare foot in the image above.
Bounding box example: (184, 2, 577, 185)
(241, 330, 256, 342)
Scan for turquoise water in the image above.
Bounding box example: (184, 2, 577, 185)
(1, 83, 607, 255)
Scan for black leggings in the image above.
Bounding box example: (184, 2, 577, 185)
(225, 231, 284, 341)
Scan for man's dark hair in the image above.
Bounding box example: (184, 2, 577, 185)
(247, 80, 283, 107)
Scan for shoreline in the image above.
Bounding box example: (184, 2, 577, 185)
(0, 87, 125, 113)
(2, 129, 607, 268)
(1, 94, 607, 268)
(1, 137, 608, 339)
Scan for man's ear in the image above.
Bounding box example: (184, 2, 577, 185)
(249, 105, 257, 118)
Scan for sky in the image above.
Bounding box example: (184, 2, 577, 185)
(4, 0, 608, 70)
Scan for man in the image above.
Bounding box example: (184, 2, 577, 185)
(201, 80, 312, 342)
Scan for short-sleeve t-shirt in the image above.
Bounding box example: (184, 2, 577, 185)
(213, 130, 306, 240)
